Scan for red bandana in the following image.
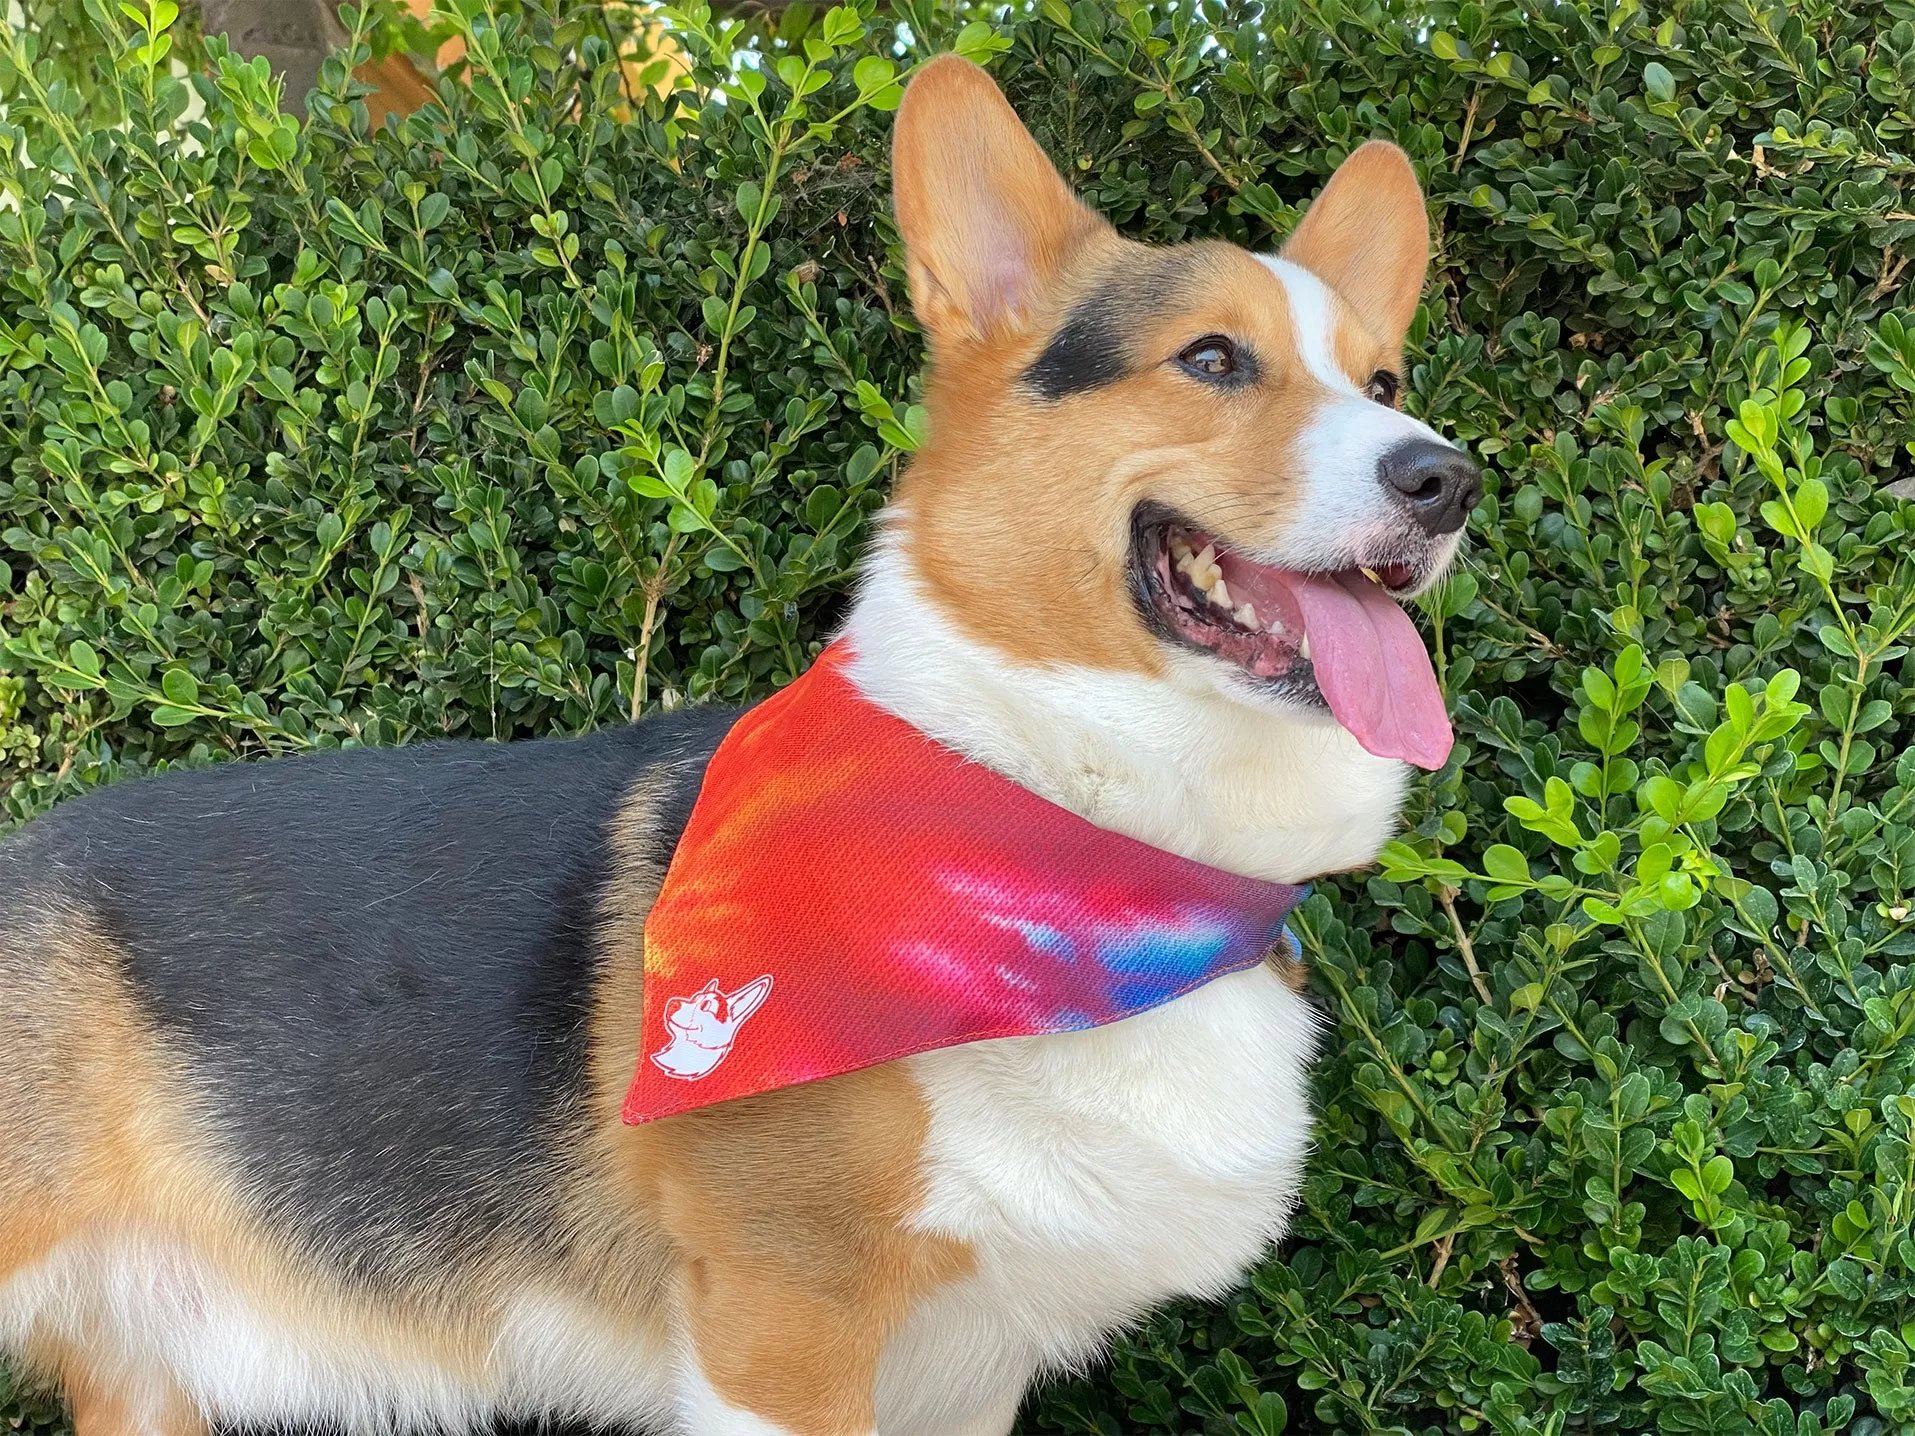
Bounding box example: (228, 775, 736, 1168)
(622, 642, 1305, 1124)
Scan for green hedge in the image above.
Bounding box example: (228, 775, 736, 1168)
(4, 0, 1915, 1431)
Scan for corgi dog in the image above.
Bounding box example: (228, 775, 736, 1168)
(0, 54, 1477, 1436)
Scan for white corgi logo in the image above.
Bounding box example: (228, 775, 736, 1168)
(650, 975, 774, 1081)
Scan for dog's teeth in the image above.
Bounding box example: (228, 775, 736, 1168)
(1195, 543, 1217, 570)
(1170, 537, 1193, 563)
(1298, 634, 1312, 660)
(1208, 579, 1232, 609)
(1359, 566, 1381, 584)
(1235, 603, 1258, 627)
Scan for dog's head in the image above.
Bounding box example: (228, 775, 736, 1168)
(664, 976, 773, 1049)
(888, 57, 1475, 770)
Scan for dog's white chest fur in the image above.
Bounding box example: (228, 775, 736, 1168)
(875, 968, 1319, 1431)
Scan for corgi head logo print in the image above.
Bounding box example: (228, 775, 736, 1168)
(648, 974, 775, 1081)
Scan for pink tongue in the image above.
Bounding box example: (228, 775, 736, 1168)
(1277, 570, 1453, 770)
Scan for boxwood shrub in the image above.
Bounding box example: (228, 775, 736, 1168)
(5, 0, 1915, 1432)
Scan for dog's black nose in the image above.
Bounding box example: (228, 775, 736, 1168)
(1378, 439, 1481, 537)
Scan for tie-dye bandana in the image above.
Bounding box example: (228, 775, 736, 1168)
(622, 641, 1306, 1125)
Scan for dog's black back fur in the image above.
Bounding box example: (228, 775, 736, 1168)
(1, 706, 741, 1282)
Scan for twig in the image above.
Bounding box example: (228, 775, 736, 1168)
(1440, 886, 1494, 1005)
(1452, 87, 1482, 173)
(1500, 1255, 1541, 1347)
(407, 573, 430, 638)
(1873, 245, 1911, 300)
(630, 532, 683, 718)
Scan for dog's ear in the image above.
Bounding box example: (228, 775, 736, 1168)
(891, 55, 1111, 345)
(1281, 141, 1430, 352)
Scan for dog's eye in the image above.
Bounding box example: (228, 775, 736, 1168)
(1365, 370, 1400, 407)
(1176, 337, 1239, 381)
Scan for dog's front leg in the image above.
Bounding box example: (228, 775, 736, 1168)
(36, 1342, 207, 1436)
(675, 1250, 883, 1436)
(638, 1070, 975, 1436)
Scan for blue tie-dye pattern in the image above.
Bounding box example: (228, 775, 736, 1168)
(1093, 915, 1297, 1011)
(1096, 923, 1232, 974)
(1095, 923, 1235, 1010)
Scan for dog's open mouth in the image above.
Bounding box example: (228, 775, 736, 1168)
(1130, 507, 1454, 770)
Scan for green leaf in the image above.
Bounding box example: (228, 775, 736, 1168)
(819, 4, 863, 46)
(952, 20, 1002, 59)
(1702, 1154, 1734, 1196)
(690, 478, 719, 520)
(853, 56, 895, 94)
(514, 385, 548, 430)
(1482, 844, 1530, 883)
(160, 668, 199, 706)
(1794, 478, 1828, 533)
(662, 448, 697, 488)
(1236, 1391, 1288, 1436)
(1583, 666, 1617, 712)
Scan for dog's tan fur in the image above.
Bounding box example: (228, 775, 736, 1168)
(0, 912, 173, 1278)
